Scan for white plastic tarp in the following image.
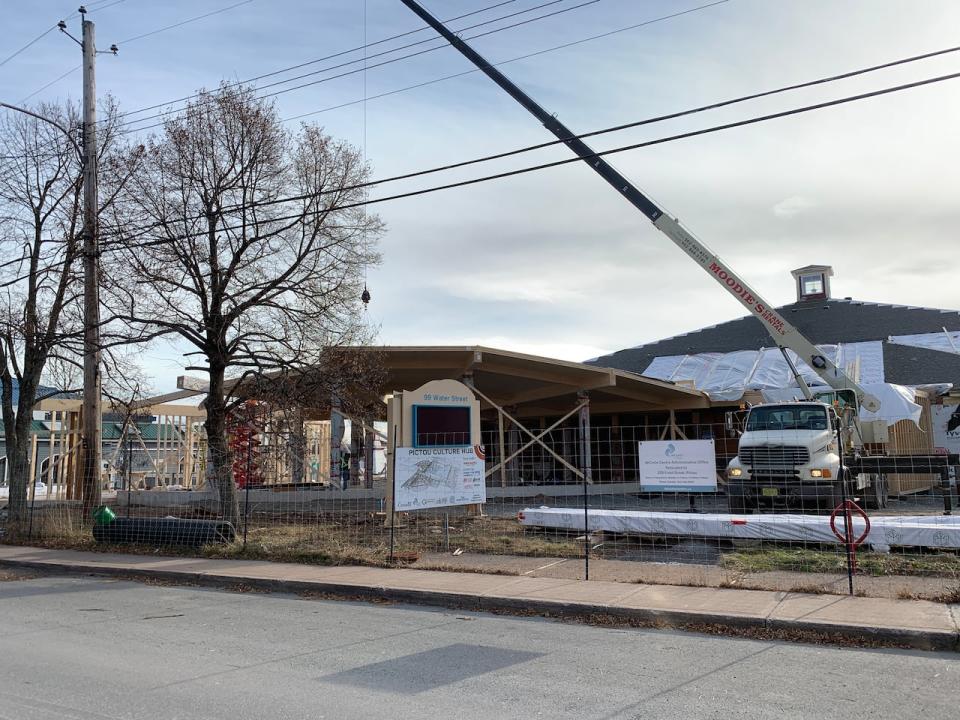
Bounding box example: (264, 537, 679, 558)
(643, 342, 885, 402)
(519, 507, 960, 550)
(757, 383, 922, 426)
(889, 331, 960, 355)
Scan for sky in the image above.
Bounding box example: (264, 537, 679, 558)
(3, 0, 960, 394)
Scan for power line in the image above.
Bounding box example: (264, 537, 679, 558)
(6, 65, 958, 290)
(112, 0, 522, 122)
(18, 0, 249, 104)
(0, 26, 57, 69)
(0, 0, 125, 70)
(107, 68, 960, 250)
(169, 44, 960, 216)
(7, 0, 716, 160)
(281, 0, 744, 123)
(117, 0, 254, 44)
(7, 38, 957, 181)
(113, 0, 599, 135)
(21, 65, 81, 103)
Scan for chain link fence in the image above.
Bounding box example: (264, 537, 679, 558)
(5, 418, 960, 601)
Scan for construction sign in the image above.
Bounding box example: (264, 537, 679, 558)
(638, 439, 717, 493)
(394, 446, 486, 511)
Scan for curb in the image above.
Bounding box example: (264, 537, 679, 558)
(2, 557, 957, 652)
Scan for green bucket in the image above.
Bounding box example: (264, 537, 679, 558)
(92, 505, 116, 525)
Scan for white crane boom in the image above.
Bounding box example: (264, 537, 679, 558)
(400, 0, 880, 413)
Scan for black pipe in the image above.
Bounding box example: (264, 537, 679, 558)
(93, 517, 235, 546)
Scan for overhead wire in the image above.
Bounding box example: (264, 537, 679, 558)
(280, 0, 745, 122)
(117, 0, 255, 44)
(0, 25, 58, 70)
(0, 0, 125, 70)
(111, 0, 522, 123)
(112, 0, 600, 135)
(104, 67, 960, 251)
(18, 0, 252, 104)
(5, 63, 959, 290)
(154, 44, 960, 217)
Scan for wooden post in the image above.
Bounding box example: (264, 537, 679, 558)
(507, 414, 520, 485)
(562, 424, 574, 483)
(66, 410, 78, 500)
(27, 433, 38, 502)
(57, 411, 68, 499)
(47, 413, 56, 497)
(497, 410, 507, 488)
(578, 392, 593, 484)
(184, 418, 195, 487)
(364, 421, 375, 489)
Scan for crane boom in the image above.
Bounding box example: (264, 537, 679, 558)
(400, 0, 880, 412)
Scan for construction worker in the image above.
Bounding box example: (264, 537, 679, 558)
(340, 450, 351, 490)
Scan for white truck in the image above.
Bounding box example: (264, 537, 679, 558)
(401, 0, 952, 513)
(725, 389, 889, 513)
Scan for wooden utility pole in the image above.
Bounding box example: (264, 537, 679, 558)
(80, 11, 102, 515)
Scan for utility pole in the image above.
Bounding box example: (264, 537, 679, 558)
(59, 7, 115, 514)
(80, 10, 102, 516)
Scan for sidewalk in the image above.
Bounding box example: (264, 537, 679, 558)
(1, 544, 957, 651)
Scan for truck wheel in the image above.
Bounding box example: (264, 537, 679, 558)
(863, 474, 889, 510)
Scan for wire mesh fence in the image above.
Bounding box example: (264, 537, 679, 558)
(4, 417, 960, 601)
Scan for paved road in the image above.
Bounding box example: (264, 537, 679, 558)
(0, 574, 957, 720)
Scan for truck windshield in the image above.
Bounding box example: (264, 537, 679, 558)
(745, 406, 828, 431)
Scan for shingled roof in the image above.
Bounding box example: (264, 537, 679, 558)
(591, 299, 960, 386)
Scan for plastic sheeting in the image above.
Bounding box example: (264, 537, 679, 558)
(641, 341, 925, 424)
(889, 331, 960, 355)
(519, 507, 960, 550)
(757, 383, 922, 426)
(644, 342, 885, 402)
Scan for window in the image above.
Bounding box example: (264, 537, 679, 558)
(746, 406, 828, 432)
(800, 273, 824, 297)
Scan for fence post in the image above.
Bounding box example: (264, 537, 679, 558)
(389, 426, 397, 564)
(836, 421, 854, 596)
(242, 437, 252, 548)
(579, 392, 591, 580)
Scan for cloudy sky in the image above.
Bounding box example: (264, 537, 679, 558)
(5, 0, 960, 392)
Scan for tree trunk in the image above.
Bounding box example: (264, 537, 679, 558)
(5, 374, 41, 533)
(205, 364, 239, 526)
(4, 429, 27, 532)
(8, 414, 35, 528)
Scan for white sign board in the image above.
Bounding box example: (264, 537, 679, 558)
(638, 440, 717, 492)
(394, 446, 486, 511)
(932, 404, 960, 455)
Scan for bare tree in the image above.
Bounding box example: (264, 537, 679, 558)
(0, 99, 131, 532)
(110, 85, 381, 526)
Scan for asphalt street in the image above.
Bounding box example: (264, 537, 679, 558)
(0, 573, 957, 720)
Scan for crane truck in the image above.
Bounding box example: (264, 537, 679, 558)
(400, 0, 954, 513)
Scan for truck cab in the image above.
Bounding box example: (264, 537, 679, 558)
(726, 401, 845, 513)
